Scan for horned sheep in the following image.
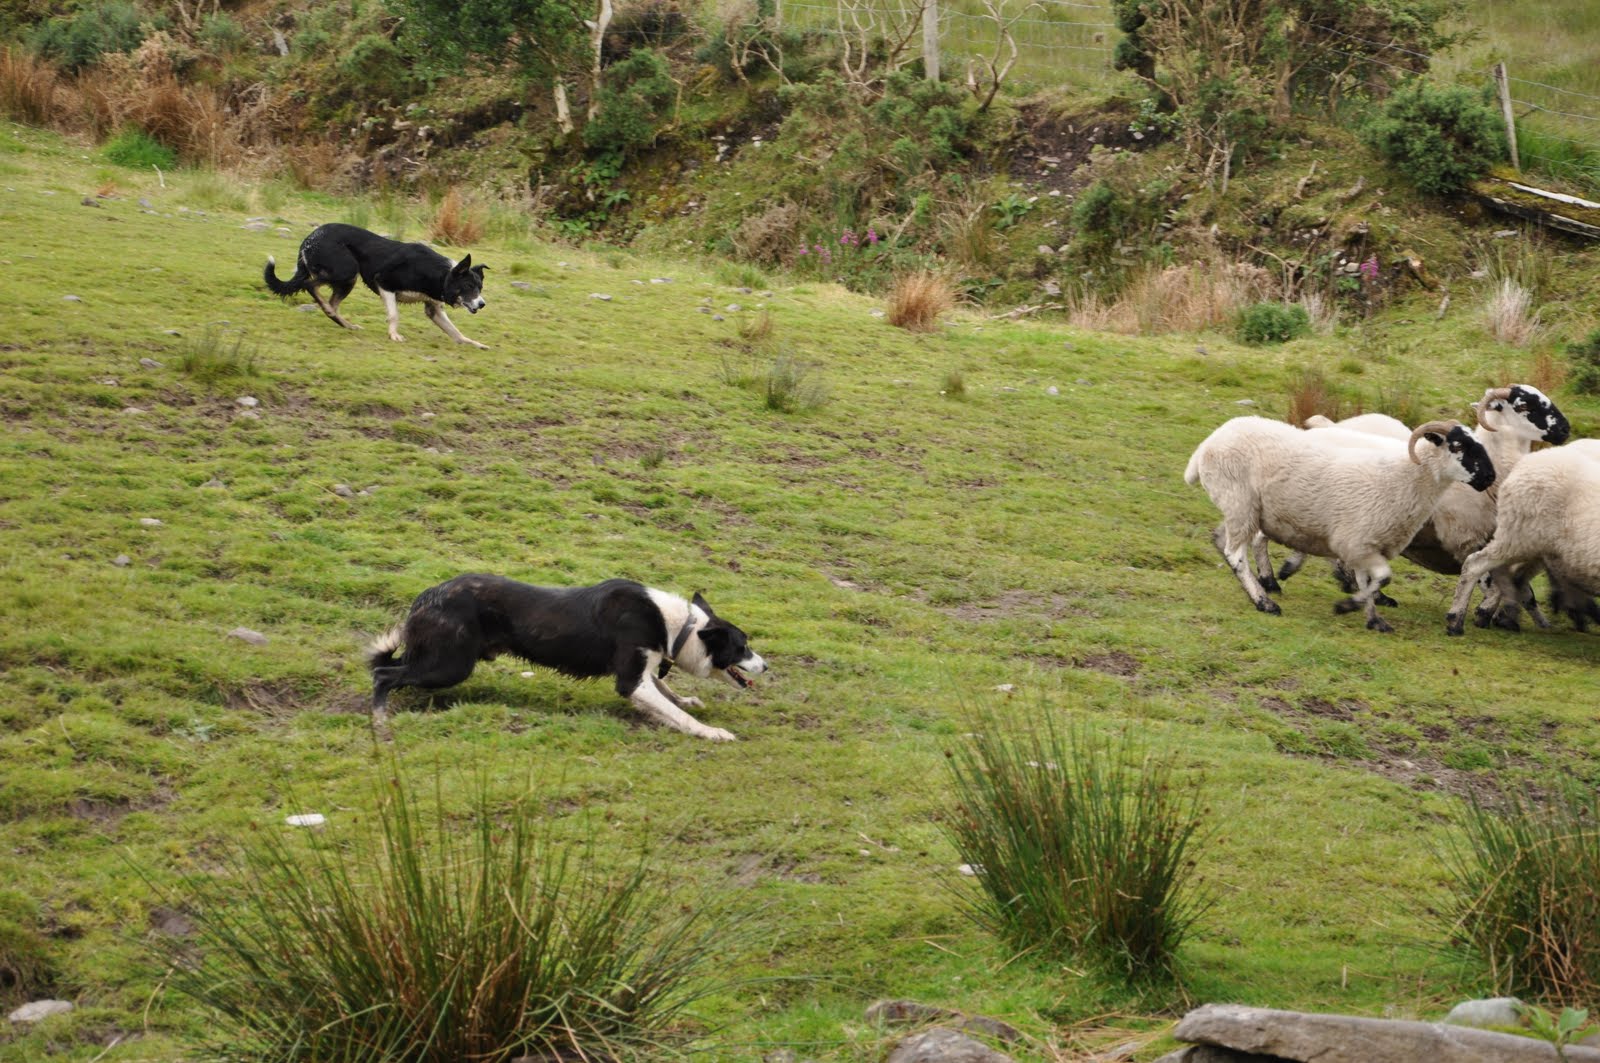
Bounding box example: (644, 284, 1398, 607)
(1185, 416, 1496, 631)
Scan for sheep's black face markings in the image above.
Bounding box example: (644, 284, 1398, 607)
(1447, 426, 1496, 492)
(1508, 385, 1570, 443)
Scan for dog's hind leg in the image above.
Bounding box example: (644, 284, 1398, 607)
(309, 283, 361, 330)
(620, 651, 734, 741)
(325, 279, 361, 330)
(424, 301, 489, 350)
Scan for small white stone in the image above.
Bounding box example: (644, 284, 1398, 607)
(62, 294, 82, 302)
(236, 409, 260, 420)
(868, 308, 885, 318)
(122, 406, 146, 415)
(227, 627, 268, 645)
(285, 813, 326, 828)
(993, 683, 1015, 693)
(140, 357, 164, 368)
(1046, 386, 1059, 396)
(510, 280, 531, 290)
(8, 1000, 74, 1023)
(112, 555, 131, 567)
(140, 517, 163, 527)
(235, 395, 259, 408)
(521, 671, 536, 678)
(333, 484, 356, 498)
(726, 304, 742, 311)
(589, 293, 613, 301)
(957, 864, 983, 877)
(1236, 398, 1256, 406)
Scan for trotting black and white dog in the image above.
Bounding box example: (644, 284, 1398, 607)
(263, 222, 490, 349)
(367, 576, 768, 741)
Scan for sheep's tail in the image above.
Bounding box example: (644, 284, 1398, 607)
(1183, 444, 1205, 486)
(366, 625, 404, 669)
(263, 255, 308, 298)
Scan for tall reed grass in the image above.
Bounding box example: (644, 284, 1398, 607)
(1443, 788, 1600, 1003)
(156, 771, 733, 1062)
(886, 271, 955, 332)
(943, 708, 1210, 981)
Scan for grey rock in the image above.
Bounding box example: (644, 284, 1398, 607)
(63, 294, 82, 302)
(1174, 1003, 1600, 1063)
(332, 484, 356, 498)
(726, 303, 743, 311)
(297, 303, 320, 312)
(1037, 245, 1055, 255)
(510, 280, 532, 290)
(868, 1000, 961, 1027)
(711, 314, 724, 321)
(737, 286, 753, 293)
(1235, 399, 1255, 406)
(139, 357, 164, 368)
(758, 290, 774, 297)
(1046, 386, 1060, 396)
(1443, 998, 1523, 1030)
(150, 906, 195, 937)
(8, 1000, 74, 1023)
(886, 1027, 1013, 1063)
(1076, 378, 1091, 386)
(1087, 1040, 1144, 1061)
(235, 395, 259, 408)
(227, 627, 268, 646)
(201, 479, 225, 489)
(121, 406, 146, 415)
(235, 409, 260, 420)
(243, 221, 269, 231)
(112, 555, 131, 567)
(139, 517, 163, 527)
(868, 308, 886, 318)
(589, 293, 613, 301)
(650, 277, 672, 284)
(696, 306, 712, 314)
(138, 197, 152, 208)
(81, 196, 100, 207)
(1153, 1048, 1274, 1063)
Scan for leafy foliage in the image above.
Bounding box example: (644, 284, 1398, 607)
(102, 127, 176, 170)
(1362, 79, 1506, 195)
(156, 770, 734, 1062)
(584, 48, 677, 161)
(388, 0, 588, 87)
(943, 708, 1210, 981)
(1237, 301, 1311, 344)
(27, 0, 149, 73)
(1566, 328, 1600, 395)
(1444, 788, 1600, 1002)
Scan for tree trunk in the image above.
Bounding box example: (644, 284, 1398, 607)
(553, 80, 574, 134)
(588, 0, 614, 121)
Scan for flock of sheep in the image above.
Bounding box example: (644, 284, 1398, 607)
(1184, 385, 1600, 635)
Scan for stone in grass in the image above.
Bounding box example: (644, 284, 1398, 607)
(122, 406, 147, 415)
(510, 280, 532, 290)
(63, 294, 82, 302)
(112, 555, 131, 567)
(8, 1000, 74, 1024)
(139, 357, 164, 368)
(227, 627, 268, 646)
(200, 479, 225, 489)
(235, 395, 259, 408)
(332, 484, 356, 498)
(589, 293, 613, 301)
(886, 1027, 1013, 1063)
(284, 813, 326, 827)
(1442, 998, 1523, 1029)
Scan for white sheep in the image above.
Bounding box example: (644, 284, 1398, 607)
(1186, 416, 1496, 631)
(1446, 445, 1600, 636)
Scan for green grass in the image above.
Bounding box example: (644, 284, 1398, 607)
(1, 125, 1599, 1060)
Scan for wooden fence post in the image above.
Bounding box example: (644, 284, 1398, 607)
(1494, 62, 1520, 172)
(922, 0, 941, 82)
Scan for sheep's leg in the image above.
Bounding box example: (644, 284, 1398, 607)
(1351, 561, 1395, 632)
(1276, 550, 1307, 583)
(1218, 521, 1280, 615)
(1252, 533, 1281, 594)
(1448, 547, 1508, 635)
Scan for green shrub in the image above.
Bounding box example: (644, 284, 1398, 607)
(763, 354, 828, 412)
(1443, 788, 1600, 1001)
(1237, 302, 1311, 345)
(196, 11, 247, 56)
(154, 770, 733, 1062)
(102, 127, 176, 170)
(1567, 329, 1600, 395)
(337, 33, 417, 101)
(584, 48, 676, 161)
(27, 0, 149, 72)
(1362, 79, 1506, 195)
(943, 708, 1210, 981)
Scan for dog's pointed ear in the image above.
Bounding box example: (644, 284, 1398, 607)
(453, 254, 472, 272)
(692, 590, 716, 617)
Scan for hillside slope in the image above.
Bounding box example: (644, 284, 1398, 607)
(2, 124, 1599, 1061)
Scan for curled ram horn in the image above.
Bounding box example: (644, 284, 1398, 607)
(1408, 419, 1461, 464)
(1475, 386, 1514, 431)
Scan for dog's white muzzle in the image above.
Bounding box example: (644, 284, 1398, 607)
(722, 652, 767, 689)
(463, 296, 485, 313)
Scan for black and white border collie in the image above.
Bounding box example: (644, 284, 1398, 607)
(264, 222, 490, 349)
(366, 576, 768, 741)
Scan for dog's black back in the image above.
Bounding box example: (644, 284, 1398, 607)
(264, 223, 486, 307)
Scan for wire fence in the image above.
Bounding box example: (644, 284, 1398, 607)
(774, 0, 1600, 190)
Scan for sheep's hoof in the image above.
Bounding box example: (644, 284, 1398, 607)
(1473, 607, 1494, 629)
(1366, 616, 1394, 633)
(1261, 576, 1282, 595)
(1445, 614, 1465, 636)
(1256, 597, 1281, 615)
(1332, 597, 1361, 615)
(1275, 563, 1296, 581)
(1374, 592, 1398, 608)
(1492, 612, 1521, 633)
(1568, 610, 1592, 633)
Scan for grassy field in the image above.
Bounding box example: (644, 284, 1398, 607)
(1, 120, 1599, 1061)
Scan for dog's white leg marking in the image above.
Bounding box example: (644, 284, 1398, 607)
(425, 302, 489, 350)
(381, 289, 405, 342)
(629, 668, 733, 741)
(651, 675, 704, 710)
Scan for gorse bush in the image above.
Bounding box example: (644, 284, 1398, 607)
(27, 0, 149, 72)
(585, 48, 676, 161)
(1362, 79, 1505, 195)
(156, 771, 733, 1062)
(1443, 788, 1600, 1002)
(1237, 301, 1311, 345)
(943, 709, 1210, 981)
(1567, 329, 1600, 395)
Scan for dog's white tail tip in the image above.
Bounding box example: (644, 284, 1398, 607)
(366, 625, 404, 662)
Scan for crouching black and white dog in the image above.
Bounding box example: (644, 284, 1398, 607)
(263, 222, 490, 349)
(367, 576, 768, 741)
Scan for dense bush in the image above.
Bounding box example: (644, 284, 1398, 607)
(1237, 301, 1311, 345)
(1362, 79, 1506, 195)
(28, 0, 150, 72)
(584, 47, 677, 161)
(196, 11, 248, 56)
(1444, 788, 1600, 1001)
(102, 127, 176, 169)
(943, 708, 1210, 980)
(1567, 329, 1600, 395)
(336, 33, 417, 102)
(156, 771, 733, 1062)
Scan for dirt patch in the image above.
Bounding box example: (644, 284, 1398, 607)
(941, 590, 1094, 621)
(67, 786, 173, 826)
(221, 679, 324, 716)
(1012, 98, 1164, 197)
(731, 853, 825, 887)
(1077, 651, 1140, 678)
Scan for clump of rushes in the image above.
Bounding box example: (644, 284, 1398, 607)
(155, 769, 733, 1062)
(943, 707, 1210, 982)
(887, 271, 955, 332)
(1443, 787, 1600, 1003)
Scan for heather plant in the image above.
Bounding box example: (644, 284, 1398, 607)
(943, 707, 1210, 981)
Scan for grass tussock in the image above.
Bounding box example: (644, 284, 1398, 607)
(1067, 261, 1275, 336)
(763, 354, 829, 412)
(0, 46, 62, 125)
(736, 309, 775, 348)
(1287, 367, 1354, 426)
(429, 187, 486, 247)
(1444, 789, 1600, 1003)
(942, 368, 966, 398)
(886, 271, 954, 332)
(158, 771, 733, 1062)
(179, 326, 260, 385)
(1484, 277, 1541, 346)
(943, 707, 1210, 982)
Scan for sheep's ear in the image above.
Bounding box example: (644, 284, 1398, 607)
(1426, 432, 1445, 446)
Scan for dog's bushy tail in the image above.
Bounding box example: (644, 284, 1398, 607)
(366, 625, 404, 670)
(263, 255, 307, 298)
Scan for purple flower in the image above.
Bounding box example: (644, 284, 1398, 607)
(813, 243, 824, 255)
(798, 245, 808, 256)
(866, 227, 879, 245)
(1359, 255, 1379, 282)
(840, 229, 857, 246)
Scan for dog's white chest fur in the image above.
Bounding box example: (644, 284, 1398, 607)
(646, 589, 711, 674)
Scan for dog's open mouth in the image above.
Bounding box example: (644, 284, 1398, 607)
(726, 666, 751, 689)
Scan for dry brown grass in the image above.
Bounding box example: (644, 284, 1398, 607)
(1484, 278, 1541, 346)
(731, 200, 804, 265)
(430, 188, 487, 247)
(0, 46, 63, 126)
(1066, 260, 1274, 335)
(887, 272, 955, 332)
(736, 309, 775, 347)
(1286, 368, 1355, 426)
(1526, 348, 1568, 395)
(94, 179, 118, 198)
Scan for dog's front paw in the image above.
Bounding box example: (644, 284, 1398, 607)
(468, 340, 489, 350)
(681, 696, 705, 709)
(699, 726, 737, 742)
(388, 332, 406, 342)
